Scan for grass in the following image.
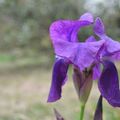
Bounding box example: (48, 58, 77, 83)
(0, 54, 16, 63)
(0, 66, 120, 120)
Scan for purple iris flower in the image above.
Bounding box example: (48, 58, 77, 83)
(47, 12, 98, 102)
(93, 18, 120, 107)
(47, 13, 120, 107)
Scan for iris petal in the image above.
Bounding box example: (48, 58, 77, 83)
(50, 13, 93, 43)
(85, 36, 102, 80)
(54, 40, 104, 71)
(85, 36, 96, 42)
(79, 12, 94, 23)
(93, 63, 101, 80)
(102, 36, 120, 60)
(93, 17, 105, 37)
(47, 58, 69, 102)
(94, 18, 120, 60)
(98, 60, 120, 107)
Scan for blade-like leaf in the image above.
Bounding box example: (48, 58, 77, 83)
(54, 109, 65, 120)
(94, 95, 103, 120)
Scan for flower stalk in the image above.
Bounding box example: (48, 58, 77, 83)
(80, 103, 85, 120)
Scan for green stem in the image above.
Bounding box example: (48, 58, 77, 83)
(80, 104, 85, 120)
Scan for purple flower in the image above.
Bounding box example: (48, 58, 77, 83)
(93, 18, 120, 107)
(48, 13, 120, 107)
(47, 13, 102, 102)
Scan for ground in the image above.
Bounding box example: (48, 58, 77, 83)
(0, 67, 120, 120)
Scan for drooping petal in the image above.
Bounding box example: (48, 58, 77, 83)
(54, 40, 105, 71)
(98, 60, 120, 107)
(50, 13, 93, 43)
(79, 12, 94, 23)
(93, 17, 105, 37)
(94, 95, 103, 120)
(47, 58, 69, 102)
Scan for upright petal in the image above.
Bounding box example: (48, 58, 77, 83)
(93, 17, 105, 37)
(85, 36, 102, 80)
(50, 14, 93, 43)
(98, 60, 120, 107)
(85, 36, 96, 42)
(47, 58, 69, 102)
(94, 18, 120, 61)
(79, 12, 94, 23)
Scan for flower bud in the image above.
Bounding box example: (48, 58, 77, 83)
(73, 67, 93, 105)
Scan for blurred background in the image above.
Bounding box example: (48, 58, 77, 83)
(0, 0, 120, 120)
